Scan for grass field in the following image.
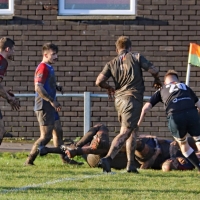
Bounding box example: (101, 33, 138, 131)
(0, 152, 199, 200)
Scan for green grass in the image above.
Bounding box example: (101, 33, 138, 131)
(0, 152, 199, 200)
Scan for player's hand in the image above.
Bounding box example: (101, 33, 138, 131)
(7, 89, 15, 97)
(177, 157, 187, 165)
(50, 100, 62, 112)
(107, 87, 115, 101)
(153, 78, 162, 90)
(7, 90, 20, 111)
(56, 84, 64, 95)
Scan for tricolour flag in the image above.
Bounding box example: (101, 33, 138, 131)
(188, 43, 200, 67)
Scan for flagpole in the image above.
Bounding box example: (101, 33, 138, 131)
(185, 63, 191, 86)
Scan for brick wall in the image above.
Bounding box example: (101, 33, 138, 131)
(1, 0, 200, 140)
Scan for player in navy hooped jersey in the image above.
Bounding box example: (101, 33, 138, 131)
(138, 69, 200, 173)
(25, 43, 81, 166)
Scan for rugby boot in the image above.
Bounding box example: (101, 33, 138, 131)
(24, 153, 38, 166)
(126, 161, 139, 173)
(100, 157, 111, 173)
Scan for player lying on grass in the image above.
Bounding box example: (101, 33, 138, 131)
(162, 137, 200, 172)
(38, 123, 179, 170)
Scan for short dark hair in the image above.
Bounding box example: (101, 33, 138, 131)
(115, 36, 131, 50)
(42, 43, 58, 54)
(0, 37, 15, 51)
(164, 69, 179, 81)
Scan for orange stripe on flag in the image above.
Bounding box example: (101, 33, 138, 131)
(189, 43, 200, 57)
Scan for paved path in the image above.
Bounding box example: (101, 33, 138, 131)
(0, 142, 53, 152)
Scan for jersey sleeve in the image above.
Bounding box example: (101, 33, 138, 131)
(149, 89, 162, 107)
(0, 56, 8, 79)
(34, 63, 49, 84)
(100, 62, 112, 78)
(138, 54, 154, 71)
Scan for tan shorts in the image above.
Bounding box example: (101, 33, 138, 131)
(115, 95, 142, 129)
(35, 108, 59, 126)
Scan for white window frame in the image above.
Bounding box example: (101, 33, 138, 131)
(0, 0, 14, 15)
(59, 0, 137, 16)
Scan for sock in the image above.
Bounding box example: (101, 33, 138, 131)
(185, 151, 200, 170)
(105, 156, 112, 163)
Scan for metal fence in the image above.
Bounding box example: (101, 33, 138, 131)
(15, 92, 151, 135)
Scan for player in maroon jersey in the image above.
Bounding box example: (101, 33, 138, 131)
(0, 37, 20, 145)
(25, 43, 82, 166)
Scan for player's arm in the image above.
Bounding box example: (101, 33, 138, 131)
(0, 78, 20, 110)
(195, 99, 200, 111)
(138, 90, 162, 126)
(35, 83, 61, 112)
(96, 73, 115, 101)
(169, 141, 180, 158)
(35, 64, 61, 112)
(148, 66, 162, 90)
(35, 83, 54, 102)
(0, 78, 12, 99)
(137, 102, 153, 127)
(138, 54, 162, 89)
(140, 148, 161, 169)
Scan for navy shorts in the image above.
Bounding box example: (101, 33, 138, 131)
(167, 109, 200, 139)
(35, 106, 59, 126)
(115, 95, 142, 129)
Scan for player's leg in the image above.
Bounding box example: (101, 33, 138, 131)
(168, 110, 200, 172)
(100, 96, 141, 173)
(52, 119, 69, 163)
(38, 119, 64, 156)
(25, 125, 53, 165)
(75, 123, 104, 147)
(51, 119, 83, 165)
(174, 137, 200, 171)
(0, 117, 6, 145)
(126, 130, 138, 172)
(193, 136, 200, 151)
(25, 109, 54, 165)
(66, 126, 109, 158)
(125, 97, 142, 172)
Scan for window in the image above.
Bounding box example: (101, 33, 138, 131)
(0, 0, 13, 15)
(59, 0, 136, 16)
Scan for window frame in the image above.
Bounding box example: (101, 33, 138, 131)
(0, 0, 14, 15)
(58, 0, 137, 16)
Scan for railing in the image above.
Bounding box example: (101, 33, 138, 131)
(15, 92, 151, 135)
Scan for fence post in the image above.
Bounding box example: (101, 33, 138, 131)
(84, 92, 91, 135)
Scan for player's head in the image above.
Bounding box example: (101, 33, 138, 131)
(0, 37, 15, 60)
(115, 36, 132, 53)
(164, 69, 179, 85)
(162, 158, 179, 172)
(42, 43, 58, 64)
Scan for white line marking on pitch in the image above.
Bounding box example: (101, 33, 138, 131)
(1, 172, 119, 194)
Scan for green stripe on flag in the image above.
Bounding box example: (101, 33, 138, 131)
(188, 53, 200, 67)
